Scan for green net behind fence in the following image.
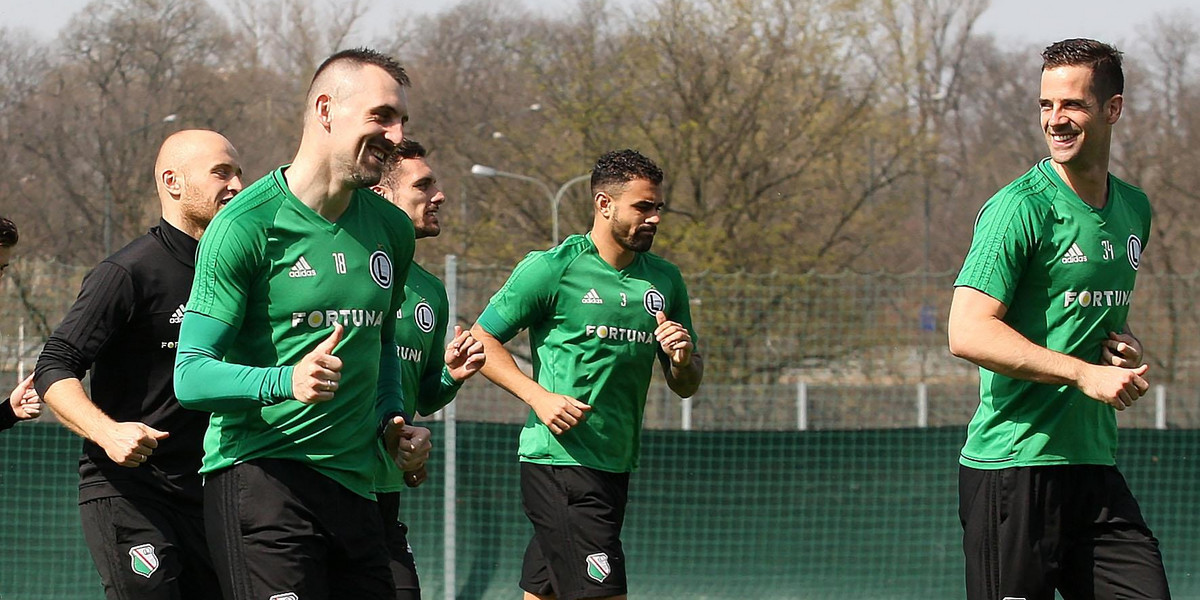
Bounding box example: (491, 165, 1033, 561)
(3, 423, 1199, 599)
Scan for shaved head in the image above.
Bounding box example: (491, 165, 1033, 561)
(154, 130, 236, 187)
(154, 129, 243, 239)
(306, 48, 410, 126)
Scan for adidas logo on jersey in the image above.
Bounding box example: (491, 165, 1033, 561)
(169, 304, 186, 325)
(1061, 243, 1088, 264)
(289, 256, 317, 278)
(582, 289, 604, 304)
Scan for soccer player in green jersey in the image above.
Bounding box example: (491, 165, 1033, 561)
(949, 39, 1170, 599)
(173, 48, 422, 600)
(472, 149, 703, 600)
(369, 138, 486, 599)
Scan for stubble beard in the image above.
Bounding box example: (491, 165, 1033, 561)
(615, 223, 654, 253)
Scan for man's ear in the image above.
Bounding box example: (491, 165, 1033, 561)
(161, 169, 182, 198)
(1106, 94, 1123, 125)
(316, 93, 333, 130)
(596, 191, 612, 218)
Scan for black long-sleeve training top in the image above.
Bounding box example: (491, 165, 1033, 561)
(35, 220, 207, 510)
(0, 399, 17, 432)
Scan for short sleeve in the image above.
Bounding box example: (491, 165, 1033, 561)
(954, 194, 1041, 307)
(477, 252, 557, 342)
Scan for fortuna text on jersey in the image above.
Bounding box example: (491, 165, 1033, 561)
(291, 308, 387, 328)
(1062, 289, 1134, 308)
(584, 324, 656, 344)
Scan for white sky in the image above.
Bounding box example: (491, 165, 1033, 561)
(1, 0, 1195, 49)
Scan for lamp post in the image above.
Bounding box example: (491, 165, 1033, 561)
(103, 113, 179, 255)
(470, 164, 590, 246)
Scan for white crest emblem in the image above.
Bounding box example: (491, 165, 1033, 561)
(370, 250, 393, 288)
(585, 552, 611, 583)
(129, 544, 159, 578)
(1127, 235, 1143, 270)
(269, 594, 299, 600)
(643, 289, 666, 316)
(414, 301, 436, 333)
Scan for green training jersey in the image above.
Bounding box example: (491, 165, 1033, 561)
(477, 233, 696, 473)
(955, 158, 1150, 469)
(374, 261, 456, 493)
(188, 167, 414, 498)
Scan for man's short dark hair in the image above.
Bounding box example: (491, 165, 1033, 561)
(0, 217, 17, 248)
(1042, 38, 1124, 102)
(591, 149, 663, 196)
(394, 138, 427, 161)
(380, 138, 428, 187)
(310, 47, 410, 93)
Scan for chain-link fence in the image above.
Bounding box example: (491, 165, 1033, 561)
(4, 257, 1200, 429)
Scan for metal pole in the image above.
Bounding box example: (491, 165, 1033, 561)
(917, 382, 929, 428)
(443, 254, 458, 600)
(681, 395, 692, 431)
(470, 165, 588, 247)
(103, 186, 114, 256)
(796, 381, 808, 431)
(1155, 384, 1166, 430)
(17, 316, 26, 380)
(551, 174, 591, 245)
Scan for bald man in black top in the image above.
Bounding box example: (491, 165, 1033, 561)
(35, 130, 243, 600)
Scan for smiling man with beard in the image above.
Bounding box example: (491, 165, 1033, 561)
(471, 149, 704, 600)
(173, 48, 420, 600)
(949, 39, 1170, 599)
(35, 129, 242, 600)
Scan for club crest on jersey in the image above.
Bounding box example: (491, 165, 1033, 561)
(585, 552, 611, 583)
(370, 250, 393, 289)
(1128, 235, 1143, 270)
(643, 289, 666, 315)
(268, 594, 298, 600)
(414, 301, 436, 333)
(129, 544, 159, 578)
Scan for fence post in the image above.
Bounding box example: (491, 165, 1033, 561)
(917, 382, 929, 428)
(443, 255, 458, 600)
(1155, 384, 1166, 430)
(796, 381, 808, 431)
(18, 316, 26, 380)
(681, 394, 692, 431)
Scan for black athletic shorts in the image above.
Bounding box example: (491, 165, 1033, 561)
(79, 495, 218, 600)
(519, 462, 630, 600)
(204, 458, 394, 600)
(377, 491, 421, 600)
(959, 464, 1170, 600)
